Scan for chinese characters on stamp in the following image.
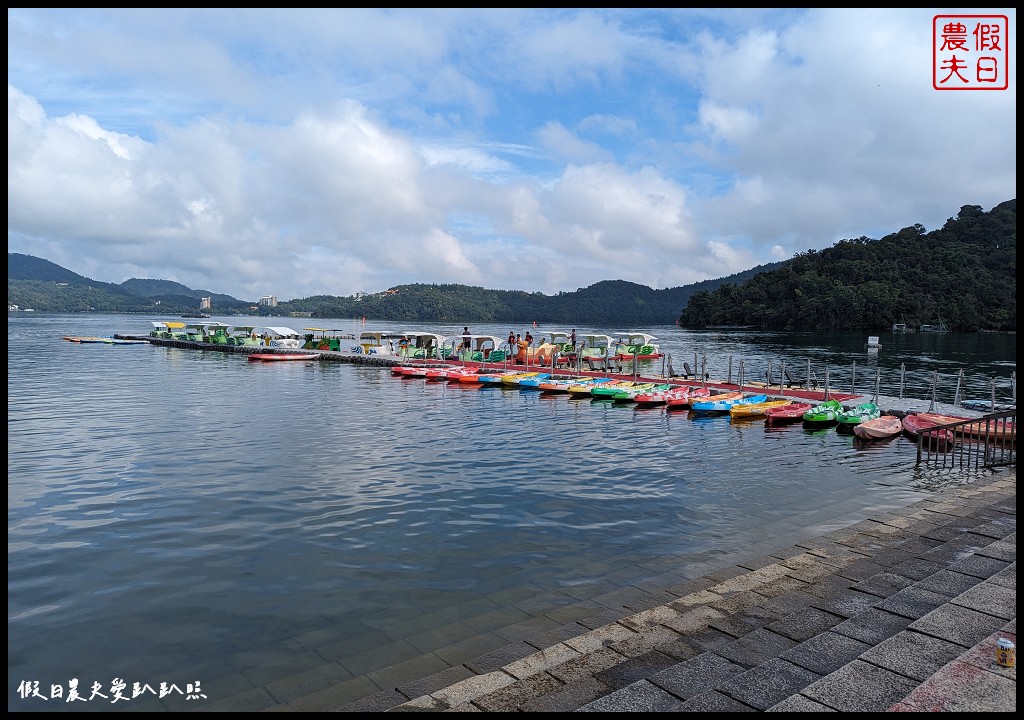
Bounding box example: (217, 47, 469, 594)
(934, 14, 1009, 90)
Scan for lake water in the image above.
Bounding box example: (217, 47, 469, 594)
(7, 314, 1016, 711)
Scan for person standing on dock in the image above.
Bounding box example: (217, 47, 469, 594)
(462, 327, 471, 354)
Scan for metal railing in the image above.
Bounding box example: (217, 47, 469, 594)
(916, 410, 1017, 469)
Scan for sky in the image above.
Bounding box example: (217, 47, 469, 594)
(7, 8, 1017, 302)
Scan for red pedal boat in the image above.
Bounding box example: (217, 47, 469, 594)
(764, 401, 812, 424)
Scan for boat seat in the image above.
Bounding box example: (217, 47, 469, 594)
(682, 362, 708, 381)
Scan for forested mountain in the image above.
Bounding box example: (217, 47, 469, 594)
(6, 253, 780, 324)
(8, 198, 1016, 329)
(679, 200, 1016, 332)
(7, 254, 253, 314)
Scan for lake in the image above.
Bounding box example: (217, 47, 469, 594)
(7, 314, 1016, 711)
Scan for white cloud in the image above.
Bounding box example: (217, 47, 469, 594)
(7, 9, 1016, 301)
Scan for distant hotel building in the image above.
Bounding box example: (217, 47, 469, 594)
(259, 295, 278, 307)
(200, 296, 212, 310)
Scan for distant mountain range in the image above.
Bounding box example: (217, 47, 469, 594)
(6, 252, 784, 323)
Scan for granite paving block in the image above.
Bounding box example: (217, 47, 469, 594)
(779, 631, 871, 675)
(332, 686, 408, 712)
(716, 658, 821, 710)
(648, 651, 745, 700)
(610, 624, 687, 658)
(808, 587, 882, 619)
(545, 646, 626, 684)
(576, 679, 686, 712)
(984, 562, 1016, 590)
(766, 693, 839, 711)
(950, 580, 1016, 619)
(519, 675, 613, 712)
(887, 558, 946, 581)
(767, 607, 845, 642)
(859, 629, 965, 681)
(593, 649, 678, 689)
(831, 608, 912, 645)
(470, 671, 564, 712)
(799, 659, 918, 712)
(431, 631, 511, 667)
(912, 568, 984, 597)
(503, 643, 581, 680)
(464, 641, 538, 674)
(852, 571, 917, 598)
(395, 663, 477, 701)
(708, 605, 781, 637)
(890, 659, 1017, 712)
(834, 558, 889, 582)
(429, 671, 516, 708)
(523, 622, 589, 650)
(957, 631, 1017, 680)
(978, 538, 1017, 562)
(713, 628, 798, 669)
(873, 585, 950, 619)
(909, 604, 1009, 648)
(946, 554, 1009, 579)
(676, 689, 759, 711)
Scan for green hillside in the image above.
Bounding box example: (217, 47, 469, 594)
(679, 201, 1016, 332)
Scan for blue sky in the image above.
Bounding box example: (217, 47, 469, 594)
(7, 8, 1017, 302)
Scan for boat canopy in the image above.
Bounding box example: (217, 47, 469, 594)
(264, 326, 302, 337)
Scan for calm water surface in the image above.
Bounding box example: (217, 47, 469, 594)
(8, 314, 1016, 711)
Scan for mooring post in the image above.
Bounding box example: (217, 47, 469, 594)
(779, 361, 785, 394)
(900, 363, 906, 399)
(701, 356, 707, 389)
(728, 355, 733, 385)
(872, 368, 880, 404)
(953, 369, 964, 407)
(851, 360, 856, 395)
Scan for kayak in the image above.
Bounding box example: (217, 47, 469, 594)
(802, 400, 844, 424)
(836, 402, 881, 426)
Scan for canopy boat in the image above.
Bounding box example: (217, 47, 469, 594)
(260, 326, 303, 349)
(528, 331, 574, 365)
(302, 328, 355, 352)
(610, 332, 663, 361)
(577, 334, 615, 370)
(353, 330, 402, 355)
(396, 331, 449, 360)
(764, 401, 812, 423)
(452, 335, 508, 363)
(836, 402, 881, 427)
(690, 393, 766, 415)
(150, 321, 188, 339)
(225, 325, 263, 347)
(802, 400, 844, 425)
(729, 398, 792, 419)
(852, 415, 903, 441)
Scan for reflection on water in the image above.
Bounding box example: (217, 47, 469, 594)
(7, 314, 1014, 711)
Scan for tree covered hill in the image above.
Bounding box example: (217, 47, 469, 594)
(7, 252, 781, 323)
(8, 198, 1016, 329)
(679, 200, 1016, 332)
